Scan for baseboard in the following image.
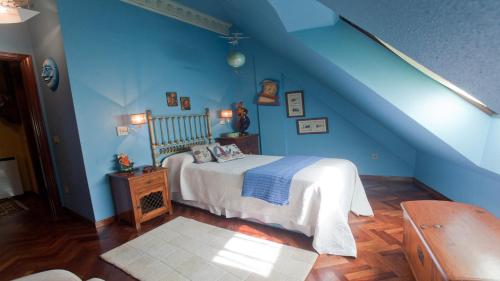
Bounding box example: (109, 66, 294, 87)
(63, 207, 116, 228)
(94, 216, 116, 228)
(360, 175, 451, 201)
(63, 207, 94, 225)
(360, 175, 414, 183)
(412, 179, 450, 201)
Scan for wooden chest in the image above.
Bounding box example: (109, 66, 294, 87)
(401, 200, 500, 281)
(216, 134, 260, 155)
(108, 166, 172, 231)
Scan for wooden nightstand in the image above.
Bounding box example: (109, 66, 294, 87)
(108, 166, 172, 231)
(216, 134, 260, 154)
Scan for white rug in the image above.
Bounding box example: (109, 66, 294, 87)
(101, 217, 318, 281)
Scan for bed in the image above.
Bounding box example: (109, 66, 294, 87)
(146, 109, 374, 257)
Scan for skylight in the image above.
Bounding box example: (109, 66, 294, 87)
(341, 16, 495, 116)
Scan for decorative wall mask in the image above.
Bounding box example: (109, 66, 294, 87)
(41, 57, 59, 91)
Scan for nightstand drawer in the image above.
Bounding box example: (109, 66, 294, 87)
(134, 182, 165, 195)
(130, 172, 164, 187)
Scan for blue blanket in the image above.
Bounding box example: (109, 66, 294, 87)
(242, 156, 322, 205)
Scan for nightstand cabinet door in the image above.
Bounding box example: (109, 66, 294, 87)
(131, 177, 170, 223)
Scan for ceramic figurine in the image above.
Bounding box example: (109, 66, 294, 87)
(117, 153, 134, 172)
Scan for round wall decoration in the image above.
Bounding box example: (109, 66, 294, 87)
(41, 57, 59, 91)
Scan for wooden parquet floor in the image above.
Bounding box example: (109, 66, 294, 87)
(0, 179, 441, 281)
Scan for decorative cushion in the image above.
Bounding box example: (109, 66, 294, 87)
(191, 144, 213, 163)
(225, 144, 246, 159)
(208, 144, 246, 163)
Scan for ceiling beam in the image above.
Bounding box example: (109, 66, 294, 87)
(121, 0, 232, 35)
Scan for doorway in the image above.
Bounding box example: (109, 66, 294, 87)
(0, 52, 60, 217)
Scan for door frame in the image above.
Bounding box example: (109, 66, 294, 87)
(0, 52, 61, 217)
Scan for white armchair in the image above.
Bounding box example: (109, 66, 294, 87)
(12, 269, 104, 281)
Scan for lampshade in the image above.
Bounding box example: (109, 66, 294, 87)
(129, 113, 146, 125)
(0, 5, 39, 24)
(220, 110, 233, 118)
(227, 51, 246, 68)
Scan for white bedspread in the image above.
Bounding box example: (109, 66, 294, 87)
(163, 153, 373, 257)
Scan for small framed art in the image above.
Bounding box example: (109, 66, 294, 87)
(166, 92, 178, 106)
(296, 117, 329, 135)
(285, 90, 305, 117)
(257, 79, 279, 106)
(180, 97, 191, 110)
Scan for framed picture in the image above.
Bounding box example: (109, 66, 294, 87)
(166, 92, 178, 107)
(285, 90, 305, 117)
(257, 79, 279, 106)
(180, 96, 191, 110)
(296, 117, 329, 135)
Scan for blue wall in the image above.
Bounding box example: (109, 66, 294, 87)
(0, 0, 94, 220)
(481, 118, 500, 173)
(246, 43, 415, 176)
(29, 0, 94, 220)
(57, 0, 416, 221)
(244, 1, 500, 217)
(288, 20, 500, 215)
(57, 0, 257, 221)
(222, 0, 498, 173)
(415, 152, 500, 216)
(414, 117, 500, 217)
(0, 22, 34, 55)
(293, 22, 491, 166)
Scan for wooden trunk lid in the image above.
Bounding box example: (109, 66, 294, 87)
(401, 200, 500, 280)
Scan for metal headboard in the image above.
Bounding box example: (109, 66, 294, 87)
(147, 108, 213, 167)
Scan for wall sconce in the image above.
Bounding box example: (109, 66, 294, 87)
(116, 113, 147, 136)
(220, 109, 233, 124)
(129, 113, 146, 127)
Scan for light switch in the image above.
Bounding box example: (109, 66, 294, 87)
(116, 126, 129, 136)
